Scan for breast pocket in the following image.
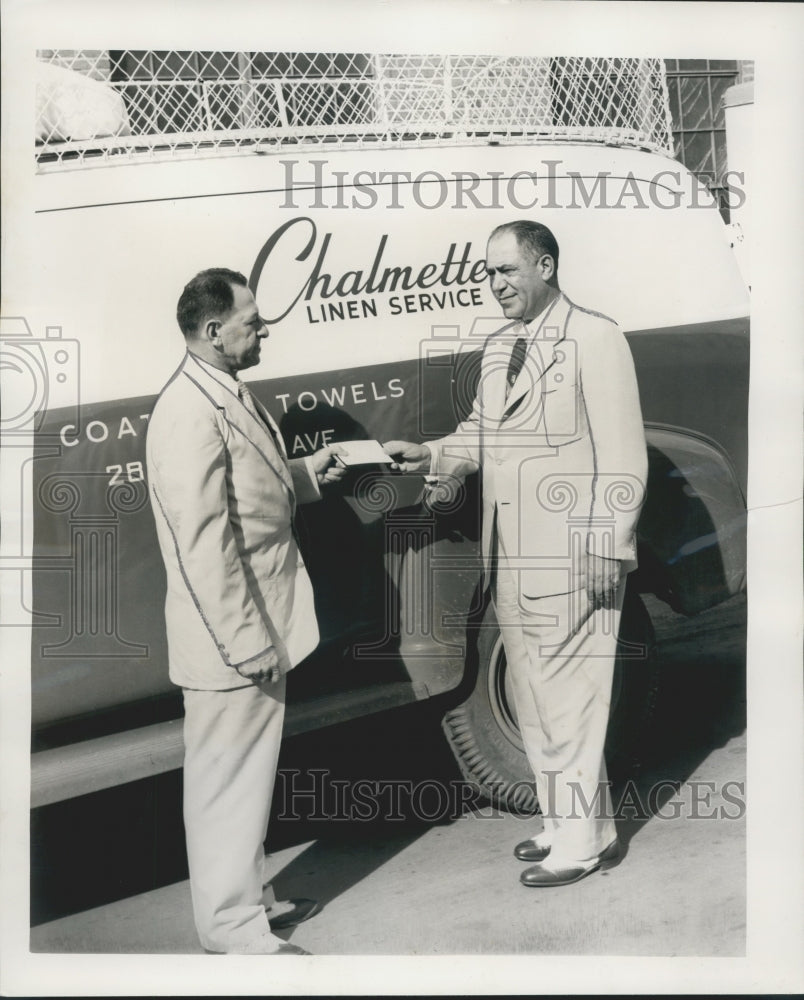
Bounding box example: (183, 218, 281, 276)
(542, 381, 584, 446)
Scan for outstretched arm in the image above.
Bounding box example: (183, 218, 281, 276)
(289, 443, 348, 502)
(385, 361, 488, 480)
(383, 440, 433, 473)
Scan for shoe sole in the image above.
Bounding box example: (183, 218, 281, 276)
(520, 849, 620, 887)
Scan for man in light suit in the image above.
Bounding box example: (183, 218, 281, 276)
(146, 268, 345, 954)
(385, 221, 647, 887)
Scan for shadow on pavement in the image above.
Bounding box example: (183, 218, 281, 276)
(265, 697, 474, 906)
(612, 593, 747, 852)
(30, 698, 470, 927)
(31, 594, 745, 929)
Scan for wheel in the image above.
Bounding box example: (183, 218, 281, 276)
(441, 587, 659, 814)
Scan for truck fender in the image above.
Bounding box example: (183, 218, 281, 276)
(636, 425, 747, 615)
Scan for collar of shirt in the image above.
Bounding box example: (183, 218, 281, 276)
(520, 294, 562, 346)
(190, 353, 240, 393)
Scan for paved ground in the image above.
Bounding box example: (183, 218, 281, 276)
(30, 595, 746, 956)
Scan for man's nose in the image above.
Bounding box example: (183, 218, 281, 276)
(490, 273, 506, 294)
(257, 320, 269, 338)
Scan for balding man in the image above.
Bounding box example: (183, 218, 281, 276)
(385, 221, 647, 887)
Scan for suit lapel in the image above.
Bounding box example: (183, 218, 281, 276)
(501, 294, 571, 417)
(248, 390, 289, 459)
(182, 354, 294, 495)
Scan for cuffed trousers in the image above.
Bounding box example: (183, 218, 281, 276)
(493, 553, 623, 863)
(182, 677, 286, 953)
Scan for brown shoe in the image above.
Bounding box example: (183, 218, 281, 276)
(520, 840, 620, 887)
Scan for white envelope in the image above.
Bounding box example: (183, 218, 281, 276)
(335, 440, 394, 467)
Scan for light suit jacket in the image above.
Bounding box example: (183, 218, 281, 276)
(146, 353, 321, 690)
(428, 293, 648, 598)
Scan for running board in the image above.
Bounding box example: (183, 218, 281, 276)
(31, 679, 429, 808)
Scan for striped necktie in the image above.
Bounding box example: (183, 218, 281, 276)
(238, 381, 280, 448)
(238, 381, 299, 531)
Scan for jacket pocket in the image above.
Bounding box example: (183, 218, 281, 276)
(542, 382, 584, 446)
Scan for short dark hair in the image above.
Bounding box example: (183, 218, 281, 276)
(176, 268, 248, 338)
(489, 221, 559, 270)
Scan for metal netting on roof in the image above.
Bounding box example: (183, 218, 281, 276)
(35, 51, 673, 170)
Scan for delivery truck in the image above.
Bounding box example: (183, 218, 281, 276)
(6, 51, 748, 813)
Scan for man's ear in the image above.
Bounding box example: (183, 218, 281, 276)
(539, 254, 556, 280)
(203, 318, 221, 345)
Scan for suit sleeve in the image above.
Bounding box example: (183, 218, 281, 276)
(148, 405, 279, 671)
(288, 456, 321, 505)
(426, 348, 489, 481)
(580, 323, 648, 565)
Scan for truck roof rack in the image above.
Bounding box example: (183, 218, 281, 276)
(35, 51, 674, 171)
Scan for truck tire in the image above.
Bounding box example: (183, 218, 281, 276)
(441, 587, 659, 814)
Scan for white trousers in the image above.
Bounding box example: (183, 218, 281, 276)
(493, 554, 623, 863)
(182, 678, 286, 952)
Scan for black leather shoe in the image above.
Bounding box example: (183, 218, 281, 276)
(274, 942, 312, 955)
(520, 839, 620, 887)
(514, 839, 551, 863)
(267, 898, 321, 931)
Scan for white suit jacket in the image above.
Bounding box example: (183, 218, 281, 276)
(428, 293, 648, 598)
(146, 353, 321, 690)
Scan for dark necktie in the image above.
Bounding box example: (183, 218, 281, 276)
(505, 336, 528, 400)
